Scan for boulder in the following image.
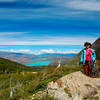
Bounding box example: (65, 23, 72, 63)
(47, 71, 100, 100)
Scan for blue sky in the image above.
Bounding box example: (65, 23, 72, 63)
(0, 0, 100, 54)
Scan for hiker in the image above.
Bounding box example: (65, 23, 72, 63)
(80, 42, 96, 77)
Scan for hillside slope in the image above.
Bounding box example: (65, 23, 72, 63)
(92, 37, 100, 60)
(0, 57, 34, 73)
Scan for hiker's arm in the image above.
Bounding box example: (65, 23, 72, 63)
(80, 50, 83, 64)
(94, 60, 96, 64)
(80, 50, 84, 69)
(93, 50, 96, 63)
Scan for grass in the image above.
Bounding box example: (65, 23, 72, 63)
(0, 65, 81, 99)
(0, 56, 99, 99)
(85, 96, 99, 100)
(33, 94, 54, 100)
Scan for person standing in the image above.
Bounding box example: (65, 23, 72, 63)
(80, 42, 96, 77)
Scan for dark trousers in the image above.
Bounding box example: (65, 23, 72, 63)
(84, 60, 92, 77)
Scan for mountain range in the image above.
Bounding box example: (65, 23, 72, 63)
(0, 51, 76, 66)
(0, 51, 37, 63)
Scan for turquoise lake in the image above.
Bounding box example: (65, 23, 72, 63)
(23, 60, 53, 66)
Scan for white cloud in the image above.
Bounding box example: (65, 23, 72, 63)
(38, 49, 80, 54)
(0, 0, 88, 20)
(1, 48, 80, 55)
(39, 49, 55, 54)
(67, 0, 100, 11)
(9, 49, 34, 54)
(39, 49, 80, 54)
(0, 35, 97, 45)
(0, 0, 99, 20)
(0, 32, 27, 36)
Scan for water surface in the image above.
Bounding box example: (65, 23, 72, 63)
(23, 60, 53, 66)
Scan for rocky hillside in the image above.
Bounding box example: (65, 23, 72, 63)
(47, 71, 100, 100)
(92, 37, 100, 60)
(32, 71, 100, 100)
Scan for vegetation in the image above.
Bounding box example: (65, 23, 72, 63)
(0, 57, 36, 74)
(0, 55, 99, 99)
(33, 95, 54, 100)
(0, 56, 81, 99)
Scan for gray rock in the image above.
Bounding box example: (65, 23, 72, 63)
(47, 71, 100, 100)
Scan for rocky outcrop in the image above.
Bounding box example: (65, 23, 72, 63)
(47, 71, 100, 100)
(92, 37, 100, 60)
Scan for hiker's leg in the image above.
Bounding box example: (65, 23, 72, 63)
(84, 61, 92, 77)
(88, 61, 92, 77)
(84, 62, 88, 76)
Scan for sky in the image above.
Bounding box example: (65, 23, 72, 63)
(0, 45, 83, 54)
(0, 0, 100, 54)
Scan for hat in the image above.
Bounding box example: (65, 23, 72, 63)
(84, 41, 92, 47)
